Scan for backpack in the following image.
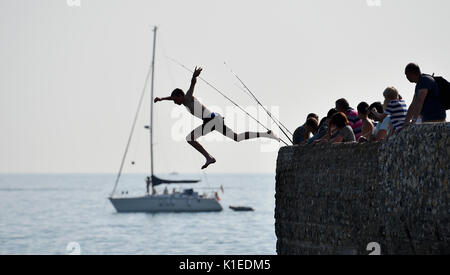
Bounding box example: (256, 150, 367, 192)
(432, 74, 450, 110)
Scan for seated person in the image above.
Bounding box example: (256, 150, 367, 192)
(307, 113, 319, 121)
(382, 87, 407, 132)
(305, 117, 319, 141)
(308, 108, 337, 144)
(292, 114, 319, 145)
(368, 102, 392, 142)
(371, 87, 407, 136)
(335, 98, 363, 140)
(357, 102, 374, 141)
(328, 112, 356, 143)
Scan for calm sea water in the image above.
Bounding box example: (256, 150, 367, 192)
(0, 174, 277, 255)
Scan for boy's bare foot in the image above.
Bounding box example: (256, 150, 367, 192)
(201, 157, 216, 169)
(267, 130, 280, 142)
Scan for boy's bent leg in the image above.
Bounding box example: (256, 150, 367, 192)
(220, 124, 280, 142)
(186, 125, 216, 169)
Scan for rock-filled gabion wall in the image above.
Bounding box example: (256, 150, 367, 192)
(275, 123, 449, 255)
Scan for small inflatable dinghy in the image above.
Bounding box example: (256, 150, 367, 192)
(229, 206, 254, 212)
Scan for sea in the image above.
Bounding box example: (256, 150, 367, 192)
(0, 174, 277, 255)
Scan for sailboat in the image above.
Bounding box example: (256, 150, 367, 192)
(108, 27, 222, 213)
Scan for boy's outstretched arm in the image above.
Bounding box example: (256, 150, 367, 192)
(154, 96, 174, 103)
(186, 66, 202, 98)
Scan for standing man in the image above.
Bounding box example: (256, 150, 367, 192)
(403, 63, 446, 126)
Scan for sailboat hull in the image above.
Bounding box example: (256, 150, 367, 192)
(109, 195, 223, 213)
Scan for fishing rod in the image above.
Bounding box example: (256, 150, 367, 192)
(225, 62, 293, 136)
(166, 56, 289, 146)
(232, 81, 293, 137)
(224, 62, 294, 144)
(233, 81, 294, 142)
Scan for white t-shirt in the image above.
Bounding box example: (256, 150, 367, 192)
(373, 116, 392, 136)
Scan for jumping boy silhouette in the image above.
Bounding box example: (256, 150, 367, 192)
(154, 67, 279, 169)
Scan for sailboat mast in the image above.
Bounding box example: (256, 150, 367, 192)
(150, 26, 157, 177)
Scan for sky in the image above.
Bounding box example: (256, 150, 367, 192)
(0, 0, 449, 174)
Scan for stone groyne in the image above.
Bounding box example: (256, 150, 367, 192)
(275, 123, 449, 255)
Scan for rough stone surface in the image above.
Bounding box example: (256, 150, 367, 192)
(275, 123, 450, 255)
